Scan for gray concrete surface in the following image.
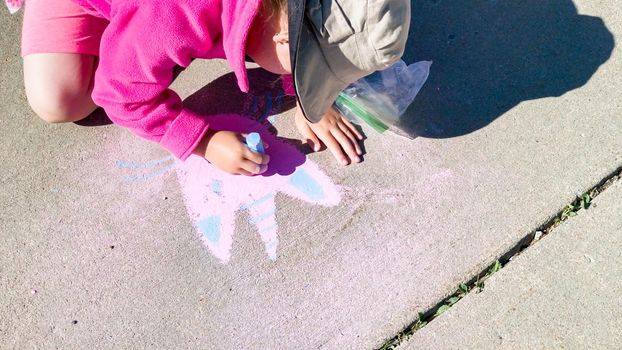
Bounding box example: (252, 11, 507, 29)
(401, 180, 622, 350)
(1, 1, 621, 349)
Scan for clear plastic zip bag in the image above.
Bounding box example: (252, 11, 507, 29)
(334, 60, 432, 139)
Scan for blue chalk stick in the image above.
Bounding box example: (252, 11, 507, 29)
(246, 132, 265, 154)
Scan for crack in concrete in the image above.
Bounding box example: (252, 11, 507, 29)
(377, 165, 622, 350)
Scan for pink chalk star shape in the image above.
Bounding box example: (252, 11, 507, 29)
(174, 115, 341, 263)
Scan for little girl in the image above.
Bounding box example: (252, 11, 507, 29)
(19, 0, 409, 175)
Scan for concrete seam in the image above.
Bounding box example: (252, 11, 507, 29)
(377, 165, 622, 350)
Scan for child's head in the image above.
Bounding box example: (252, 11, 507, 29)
(246, 0, 291, 75)
(249, 0, 410, 123)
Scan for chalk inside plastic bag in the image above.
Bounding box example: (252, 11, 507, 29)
(333, 60, 432, 139)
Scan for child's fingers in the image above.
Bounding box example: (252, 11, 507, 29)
(331, 128, 361, 164)
(320, 132, 350, 166)
(239, 160, 268, 175)
(243, 148, 270, 165)
(236, 168, 253, 176)
(341, 116, 363, 140)
(330, 107, 363, 141)
(337, 122, 362, 156)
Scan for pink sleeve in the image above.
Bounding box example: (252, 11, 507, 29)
(92, 3, 211, 161)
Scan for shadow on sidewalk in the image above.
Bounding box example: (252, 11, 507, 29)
(183, 68, 310, 176)
(401, 0, 615, 138)
(75, 67, 296, 128)
(183, 68, 296, 123)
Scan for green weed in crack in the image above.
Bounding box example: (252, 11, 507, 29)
(376, 167, 621, 350)
(555, 192, 592, 225)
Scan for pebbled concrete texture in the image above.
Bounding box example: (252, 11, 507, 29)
(1, 1, 621, 349)
(401, 179, 622, 350)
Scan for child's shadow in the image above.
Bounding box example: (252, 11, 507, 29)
(183, 68, 304, 176)
(401, 0, 614, 138)
(183, 68, 295, 123)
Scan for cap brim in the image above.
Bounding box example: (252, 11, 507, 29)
(289, 1, 349, 123)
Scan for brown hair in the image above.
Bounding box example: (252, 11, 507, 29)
(261, 0, 288, 19)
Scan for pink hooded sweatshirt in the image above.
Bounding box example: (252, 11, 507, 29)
(75, 0, 283, 160)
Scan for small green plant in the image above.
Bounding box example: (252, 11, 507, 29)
(379, 260, 505, 349)
(434, 283, 474, 317)
(458, 283, 469, 297)
(581, 192, 592, 209)
(414, 312, 427, 329)
(379, 340, 398, 350)
(474, 260, 502, 292)
(378, 312, 428, 350)
(489, 260, 502, 274)
(474, 272, 485, 292)
(556, 192, 592, 223)
(434, 304, 450, 317)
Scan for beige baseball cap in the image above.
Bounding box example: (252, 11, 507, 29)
(288, 0, 411, 122)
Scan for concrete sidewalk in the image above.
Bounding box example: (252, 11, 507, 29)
(1, 1, 621, 349)
(401, 179, 622, 350)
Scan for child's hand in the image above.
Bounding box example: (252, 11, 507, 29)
(194, 130, 270, 176)
(295, 104, 363, 165)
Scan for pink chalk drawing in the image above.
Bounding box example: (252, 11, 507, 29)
(115, 115, 341, 263)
